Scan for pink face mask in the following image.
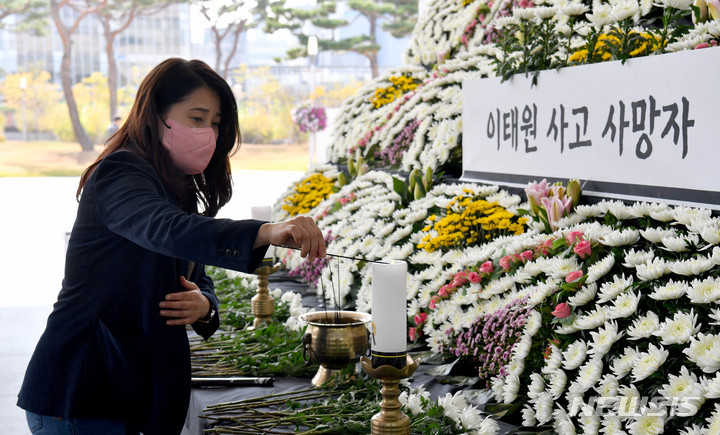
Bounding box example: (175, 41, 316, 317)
(161, 118, 217, 175)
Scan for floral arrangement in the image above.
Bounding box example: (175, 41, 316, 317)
(264, 0, 720, 431)
(408, 196, 720, 433)
(291, 104, 327, 133)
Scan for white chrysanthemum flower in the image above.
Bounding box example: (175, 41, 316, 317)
(563, 340, 588, 370)
(586, 253, 615, 283)
(640, 227, 676, 244)
(628, 404, 666, 435)
(568, 282, 598, 307)
(627, 311, 660, 340)
(535, 5, 558, 18)
(688, 277, 720, 303)
(657, 366, 704, 416)
(700, 226, 720, 245)
(553, 406, 576, 434)
(597, 274, 633, 303)
(654, 309, 701, 345)
(684, 333, 720, 373)
(494, 16, 521, 29)
(608, 291, 640, 319)
(587, 4, 614, 25)
(611, 347, 639, 379)
(607, 201, 640, 220)
(579, 407, 600, 434)
(556, 323, 581, 334)
(525, 310, 542, 336)
(438, 391, 467, 423)
(588, 321, 623, 356)
(548, 369, 568, 399)
(702, 372, 720, 399)
(671, 257, 715, 276)
(673, 206, 712, 226)
(636, 257, 669, 281)
(563, 2, 590, 15)
(574, 204, 604, 218)
(575, 358, 604, 392)
(544, 344, 563, 372)
(458, 405, 483, 430)
(632, 343, 669, 382)
(648, 204, 674, 222)
(573, 306, 608, 330)
(600, 228, 640, 246)
(521, 404, 537, 426)
(490, 376, 505, 402)
(623, 248, 655, 268)
(513, 6, 537, 19)
(594, 373, 620, 398)
(503, 373, 520, 404)
(400, 391, 425, 415)
(649, 279, 688, 300)
(545, 257, 581, 280)
(534, 392, 554, 425)
(661, 233, 698, 252)
(528, 373, 545, 400)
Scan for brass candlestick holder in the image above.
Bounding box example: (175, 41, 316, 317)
(251, 261, 279, 329)
(360, 355, 420, 435)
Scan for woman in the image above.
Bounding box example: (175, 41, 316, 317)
(17, 58, 325, 434)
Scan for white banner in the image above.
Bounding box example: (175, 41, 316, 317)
(462, 47, 720, 208)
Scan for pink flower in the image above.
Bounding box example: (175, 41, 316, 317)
(438, 287, 449, 298)
(468, 271, 482, 283)
(565, 231, 585, 244)
(541, 196, 572, 230)
(499, 255, 512, 271)
(565, 270, 584, 283)
(537, 238, 554, 256)
(409, 327, 418, 341)
(414, 312, 428, 326)
(479, 261, 494, 274)
(551, 303, 571, 319)
(520, 250, 534, 262)
(573, 240, 592, 259)
(429, 296, 439, 310)
(525, 179, 550, 208)
(454, 271, 468, 285)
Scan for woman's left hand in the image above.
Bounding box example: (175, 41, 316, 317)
(159, 276, 212, 325)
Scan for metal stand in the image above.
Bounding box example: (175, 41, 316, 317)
(251, 262, 279, 328)
(360, 355, 420, 434)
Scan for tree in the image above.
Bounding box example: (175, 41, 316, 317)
(0, 0, 48, 34)
(195, 0, 261, 80)
(95, 0, 175, 121)
(267, 0, 417, 78)
(50, 0, 107, 151)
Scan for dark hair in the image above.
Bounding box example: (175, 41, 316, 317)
(78, 58, 240, 217)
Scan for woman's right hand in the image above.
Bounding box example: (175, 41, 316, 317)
(254, 216, 326, 262)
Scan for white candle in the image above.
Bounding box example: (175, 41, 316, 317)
(251, 206, 274, 260)
(371, 260, 407, 366)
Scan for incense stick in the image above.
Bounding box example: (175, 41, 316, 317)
(275, 245, 388, 264)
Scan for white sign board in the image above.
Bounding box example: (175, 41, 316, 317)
(462, 47, 720, 209)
